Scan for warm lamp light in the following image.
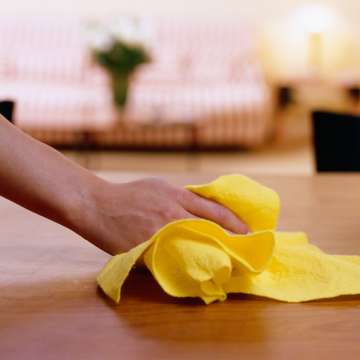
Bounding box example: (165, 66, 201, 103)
(289, 4, 342, 75)
(259, 3, 350, 82)
(291, 4, 339, 34)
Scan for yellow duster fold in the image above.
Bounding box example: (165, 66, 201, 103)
(97, 175, 360, 304)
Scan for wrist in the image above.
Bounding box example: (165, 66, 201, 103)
(62, 170, 107, 239)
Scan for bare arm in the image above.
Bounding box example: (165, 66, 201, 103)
(0, 116, 248, 254)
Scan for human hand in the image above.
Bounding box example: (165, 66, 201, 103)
(74, 178, 248, 254)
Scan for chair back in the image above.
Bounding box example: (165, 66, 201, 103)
(0, 100, 15, 123)
(312, 111, 360, 172)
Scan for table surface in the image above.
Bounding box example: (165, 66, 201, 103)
(1, 172, 360, 359)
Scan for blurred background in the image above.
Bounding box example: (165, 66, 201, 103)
(1, 0, 360, 174)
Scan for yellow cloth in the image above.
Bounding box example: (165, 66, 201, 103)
(97, 175, 360, 304)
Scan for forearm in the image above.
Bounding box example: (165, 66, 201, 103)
(0, 116, 247, 254)
(0, 115, 100, 231)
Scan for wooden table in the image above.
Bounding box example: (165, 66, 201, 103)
(1, 172, 360, 359)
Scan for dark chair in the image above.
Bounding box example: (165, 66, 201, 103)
(312, 110, 360, 172)
(0, 100, 15, 123)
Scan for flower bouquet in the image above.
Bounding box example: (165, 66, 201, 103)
(86, 16, 151, 110)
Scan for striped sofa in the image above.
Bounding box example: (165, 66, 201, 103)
(0, 16, 274, 149)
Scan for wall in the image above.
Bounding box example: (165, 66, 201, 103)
(2, 0, 360, 79)
(1, 0, 359, 24)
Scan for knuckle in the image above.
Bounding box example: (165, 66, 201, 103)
(155, 205, 179, 222)
(161, 204, 187, 222)
(215, 206, 229, 223)
(178, 189, 194, 204)
(157, 207, 171, 220)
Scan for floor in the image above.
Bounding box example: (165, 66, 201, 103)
(63, 108, 314, 176)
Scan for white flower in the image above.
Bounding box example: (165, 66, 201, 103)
(84, 16, 153, 51)
(84, 23, 114, 52)
(107, 16, 152, 47)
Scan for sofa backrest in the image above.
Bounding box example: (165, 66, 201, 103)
(0, 15, 268, 130)
(0, 15, 260, 85)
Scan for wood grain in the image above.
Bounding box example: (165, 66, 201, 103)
(1, 173, 360, 359)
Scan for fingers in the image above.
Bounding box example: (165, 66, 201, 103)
(179, 190, 249, 234)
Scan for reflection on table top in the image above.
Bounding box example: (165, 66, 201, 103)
(1, 173, 360, 359)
